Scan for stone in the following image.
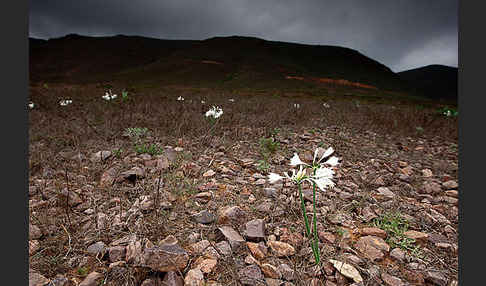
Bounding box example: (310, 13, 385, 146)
(279, 228, 303, 248)
(59, 189, 83, 207)
(400, 268, 425, 285)
(192, 210, 216, 224)
(442, 180, 458, 189)
(263, 188, 278, 198)
(99, 167, 118, 188)
(400, 166, 413, 176)
(358, 227, 387, 239)
(108, 246, 126, 262)
(422, 181, 442, 194)
(403, 230, 429, 241)
(79, 272, 104, 286)
(217, 206, 247, 225)
(125, 239, 142, 264)
(184, 269, 205, 286)
(318, 231, 336, 244)
(354, 236, 389, 262)
(238, 264, 264, 286)
(261, 263, 281, 279)
(194, 192, 212, 203)
(422, 169, 433, 177)
(277, 264, 295, 281)
(87, 241, 106, 256)
(381, 273, 405, 286)
(425, 271, 448, 286)
(265, 278, 284, 286)
(247, 242, 267, 260)
(245, 254, 260, 265)
(140, 277, 164, 286)
(118, 167, 145, 183)
(29, 271, 50, 286)
(268, 241, 296, 257)
(215, 241, 232, 256)
(203, 170, 216, 177)
(342, 253, 365, 266)
(361, 206, 378, 222)
(140, 244, 189, 272)
(375, 187, 395, 199)
(47, 275, 69, 286)
(162, 271, 184, 286)
(245, 219, 266, 241)
(159, 235, 178, 246)
(194, 258, 218, 273)
(29, 240, 40, 256)
(328, 259, 363, 283)
(389, 248, 407, 263)
(216, 226, 246, 251)
(90, 151, 112, 162)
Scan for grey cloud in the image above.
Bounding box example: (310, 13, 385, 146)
(29, 0, 457, 72)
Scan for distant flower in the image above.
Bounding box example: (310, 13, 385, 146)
(228, 98, 235, 102)
(28, 102, 34, 109)
(59, 99, 72, 106)
(177, 96, 184, 101)
(205, 106, 223, 119)
(102, 91, 118, 101)
(322, 103, 330, 108)
(293, 103, 300, 108)
(201, 100, 206, 104)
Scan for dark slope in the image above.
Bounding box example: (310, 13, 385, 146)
(398, 65, 458, 101)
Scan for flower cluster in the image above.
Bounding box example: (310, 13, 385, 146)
(268, 147, 339, 191)
(102, 91, 118, 101)
(293, 103, 300, 109)
(59, 99, 73, 106)
(322, 102, 330, 108)
(205, 106, 223, 119)
(177, 96, 184, 101)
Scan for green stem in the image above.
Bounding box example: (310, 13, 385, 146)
(299, 183, 319, 264)
(312, 173, 321, 264)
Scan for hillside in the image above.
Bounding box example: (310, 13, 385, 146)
(398, 65, 458, 101)
(29, 34, 407, 92)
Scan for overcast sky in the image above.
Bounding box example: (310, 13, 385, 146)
(29, 0, 458, 72)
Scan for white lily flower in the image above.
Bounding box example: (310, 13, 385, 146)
(59, 99, 72, 106)
(205, 106, 223, 119)
(322, 103, 330, 108)
(268, 173, 285, 183)
(293, 103, 300, 108)
(290, 153, 309, 167)
(177, 96, 184, 101)
(201, 100, 206, 104)
(323, 156, 339, 166)
(28, 102, 34, 109)
(229, 98, 235, 102)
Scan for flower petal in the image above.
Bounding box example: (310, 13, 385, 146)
(268, 173, 284, 183)
(324, 156, 339, 166)
(290, 153, 308, 166)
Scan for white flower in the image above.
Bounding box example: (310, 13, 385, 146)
(290, 153, 309, 167)
(102, 92, 118, 101)
(268, 172, 285, 183)
(177, 96, 184, 101)
(59, 99, 72, 106)
(322, 103, 330, 108)
(293, 103, 300, 108)
(28, 102, 34, 109)
(229, 98, 235, 102)
(201, 100, 206, 104)
(205, 106, 223, 119)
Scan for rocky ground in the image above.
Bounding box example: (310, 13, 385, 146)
(28, 82, 458, 286)
(28, 122, 458, 286)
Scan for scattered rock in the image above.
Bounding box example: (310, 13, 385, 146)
(29, 271, 50, 286)
(403, 230, 429, 241)
(247, 242, 267, 260)
(381, 273, 405, 286)
(238, 264, 265, 285)
(184, 268, 205, 286)
(442, 180, 458, 189)
(194, 258, 218, 273)
(87, 241, 107, 256)
(375, 187, 395, 200)
(203, 170, 216, 177)
(139, 243, 189, 272)
(29, 224, 42, 240)
(192, 210, 216, 224)
(216, 226, 246, 251)
(389, 248, 407, 263)
(425, 270, 448, 286)
(217, 206, 247, 225)
(29, 240, 40, 256)
(354, 235, 389, 262)
(278, 263, 295, 281)
(79, 271, 103, 286)
(329, 259, 363, 283)
(261, 263, 281, 279)
(90, 151, 111, 162)
(422, 169, 433, 177)
(108, 246, 126, 262)
(422, 181, 442, 194)
(268, 241, 296, 257)
(357, 227, 387, 239)
(245, 219, 266, 241)
(162, 271, 184, 286)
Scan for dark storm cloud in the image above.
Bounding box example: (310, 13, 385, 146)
(29, 0, 457, 72)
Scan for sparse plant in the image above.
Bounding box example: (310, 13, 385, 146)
(257, 159, 270, 172)
(437, 106, 458, 117)
(112, 148, 124, 158)
(259, 137, 280, 155)
(134, 143, 163, 155)
(268, 147, 339, 265)
(123, 127, 150, 141)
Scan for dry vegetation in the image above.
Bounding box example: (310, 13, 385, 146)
(28, 82, 458, 285)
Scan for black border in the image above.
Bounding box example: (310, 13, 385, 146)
(3, 0, 28, 284)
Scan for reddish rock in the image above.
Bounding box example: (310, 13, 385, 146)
(268, 241, 296, 257)
(354, 235, 390, 262)
(358, 227, 387, 239)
